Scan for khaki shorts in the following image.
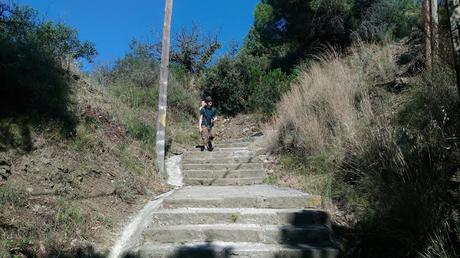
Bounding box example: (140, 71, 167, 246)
(201, 126, 213, 146)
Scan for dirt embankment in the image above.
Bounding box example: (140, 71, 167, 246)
(213, 114, 263, 141)
(0, 72, 268, 257)
(0, 78, 169, 257)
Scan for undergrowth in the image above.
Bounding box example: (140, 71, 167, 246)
(268, 42, 460, 257)
(94, 41, 201, 152)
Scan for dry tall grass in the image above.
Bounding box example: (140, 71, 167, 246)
(268, 42, 460, 257)
(268, 43, 399, 196)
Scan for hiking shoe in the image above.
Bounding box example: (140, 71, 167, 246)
(207, 142, 213, 151)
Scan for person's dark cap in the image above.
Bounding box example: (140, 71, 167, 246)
(205, 96, 212, 102)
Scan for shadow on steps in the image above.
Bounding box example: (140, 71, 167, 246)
(141, 210, 339, 258)
(167, 241, 233, 258)
(276, 209, 341, 258)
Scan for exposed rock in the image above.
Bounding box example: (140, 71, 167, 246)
(0, 164, 11, 180)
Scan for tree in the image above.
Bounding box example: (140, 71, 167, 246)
(201, 55, 248, 115)
(170, 25, 221, 74)
(354, 0, 419, 41)
(111, 40, 159, 88)
(0, 3, 97, 126)
(423, 0, 439, 68)
(431, 0, 439, 61)
(423, 0, 432, 67)
(242, 0, 420, 72)
(245, 0, 354, 71)
(445, 0, 460, 96)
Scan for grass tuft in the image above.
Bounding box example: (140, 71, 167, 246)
(54, 199, 85, 239)
(0, 185, 28, 207)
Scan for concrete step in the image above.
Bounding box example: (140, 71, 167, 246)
(184, 177, 265, 186)
(151, 208, 330, 227)
(213, 142, 252, 148)
(182, 157, 261, 164)
(183, 169, 266, 179)
(184, 152, 256, 160)
(143, 224, 332, 245)
(188, 147, 249, 153)
(182, 163, 264, 171)
(162, 185, 322, 209)
(137, 242, 340, 258)
(222, 137, 256, 143)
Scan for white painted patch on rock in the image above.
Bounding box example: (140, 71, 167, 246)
(108, 190, 174, 258)
(166, 155, 183, 187)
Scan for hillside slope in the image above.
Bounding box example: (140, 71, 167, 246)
(0, 75, 171, 257)
(265, 39, 460, 257)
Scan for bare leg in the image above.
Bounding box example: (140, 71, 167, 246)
(207, 128, 213, 151)
(201, 126, 210, 149)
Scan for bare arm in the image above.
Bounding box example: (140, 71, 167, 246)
(198, 114, 203, 131)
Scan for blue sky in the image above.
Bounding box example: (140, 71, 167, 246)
(17, 0, 260, 70)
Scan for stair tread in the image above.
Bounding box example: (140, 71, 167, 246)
(188, 148, 250, 152)
(184, 178, 265, 186)
(153, 208, 321, 214)
(183, 163, 265, 166)
(185, 176, 265, 179)
(144, 223, 332, 245)
(139, 241, 339, 251)
(166, 185, 310, 199)
(151, 207, 330, 226)
(183, 158, 262, 162)
(186, 149, 253, 152)
(147, 223, 329, 230)
(183, 168, 264, 172)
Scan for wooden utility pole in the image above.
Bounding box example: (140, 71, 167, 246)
(156, 0, 173, 178)
(446, 0, 460, 96)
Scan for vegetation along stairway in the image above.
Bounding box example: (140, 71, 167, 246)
(136, 137, 341, 257)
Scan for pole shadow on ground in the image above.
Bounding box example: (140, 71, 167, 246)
(166, 241, 233, 258)
(275, 209, 341, 258)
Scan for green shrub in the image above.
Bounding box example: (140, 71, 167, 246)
(0, 4, 96, 130)
(69, 123, 95, 151)
(201, 51, 286, 116)
(0, 118, 34, 152)
(97, 37, 200, 157)
(126, 117, 155, 146)
(201, 55, 249, 115)
(249, 68, 292, 115)
(354, 0, 420, 41)
(110, 39, 159, 88)
(105, 37, 199, 117)
(110, 83, 159, 109)
(168, 77, 198, 118)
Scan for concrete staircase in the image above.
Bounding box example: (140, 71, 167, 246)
(182, 140, 265, 186)
(136, 138, 340, 258)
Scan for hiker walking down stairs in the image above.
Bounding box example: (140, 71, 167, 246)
(199, 96, 217, 151)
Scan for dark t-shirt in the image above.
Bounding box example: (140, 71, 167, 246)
(200, 107, 216, 128)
